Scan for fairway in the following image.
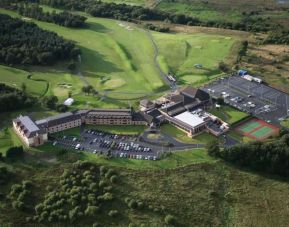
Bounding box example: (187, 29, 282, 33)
(236, 119, 279, 140)
(152, 32, 235, 85)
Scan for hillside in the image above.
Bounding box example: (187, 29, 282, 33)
(1, 149, 289, 226)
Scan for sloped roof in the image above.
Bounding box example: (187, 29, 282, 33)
(181, 86, 210, 102)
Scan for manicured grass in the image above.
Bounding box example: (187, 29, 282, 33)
(0, 65, 47, 96)
(160, 124, 216, 144)
(209, 106, 249, 124)
(152, 32, 236, 85)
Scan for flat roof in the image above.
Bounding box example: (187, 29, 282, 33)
(174, 111, 205, 128)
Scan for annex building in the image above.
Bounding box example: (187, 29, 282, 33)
(141, 86, 229, 137)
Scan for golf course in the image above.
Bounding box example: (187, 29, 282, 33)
(0, 7, 237, 109)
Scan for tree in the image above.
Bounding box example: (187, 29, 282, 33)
(56, 104, 68, 112)
(42, 96, 58, 109)
(216, 97, 225, 105)
(218, 61, 229, 73)
(21, 83, 26, 93)
(206, 140, 220, 157)
(6, 146, 24, 160)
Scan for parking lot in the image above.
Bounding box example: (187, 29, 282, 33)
(202, 76, 289, 125)
(51, 129, 161, 161)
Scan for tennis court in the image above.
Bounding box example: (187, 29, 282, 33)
(236, 119, 279, 140)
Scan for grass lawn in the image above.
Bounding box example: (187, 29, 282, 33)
(152, 32, 236, 85)
(0, 65, 47, 96)
(209, 106, 249, 124)
(160, 124, 216, 144)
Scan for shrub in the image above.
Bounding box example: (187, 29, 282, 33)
(128, 223, 137, 227)
(108, 210, 118, 217)
(164, 214, 177, 225)
(104, 169, 115, 179)
(84, 205, 99, 216)
(22, 180, 33, 189)
(110, 175, 117, 183)
(128, 199, 138, 209)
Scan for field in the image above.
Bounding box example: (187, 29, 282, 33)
(152, 32, 236, 85)
(209, 106, 249, 125)
(236, 118, 279, 140)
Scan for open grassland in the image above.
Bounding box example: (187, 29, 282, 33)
(157, 1, 243, 22)
(152, 32, 236, 85)
(157, 0, 289, 28)
(209, 106, 249, 124)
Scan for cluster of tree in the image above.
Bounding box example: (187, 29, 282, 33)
(35, 0, 282, 34)
(17, 4, 87, 28)
(144, 23, 170, 33)
(0, 83, 36, 112)
(82, 85, 98, 96)
(41, 95, 68, 112)
(21, 161, 120, 224)
(207, 135, 289, 177)
(264, 29, 289, 45)
(0, 14, 77, 65)
(9, 180, 33, 211)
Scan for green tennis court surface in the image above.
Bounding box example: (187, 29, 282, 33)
(236, 119, 279, 140)
(251, 126, 275, 138)
(239, 121, 261, 133)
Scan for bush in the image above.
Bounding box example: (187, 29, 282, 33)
(110, 175, 117, 183)
(164, 214, 177, 225)
(128, 199, 138, 209)
(108, 210, 118, 217)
